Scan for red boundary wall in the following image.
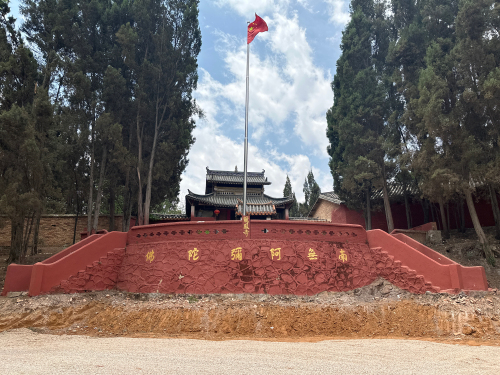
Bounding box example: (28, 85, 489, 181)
(2, 220, 489, 296)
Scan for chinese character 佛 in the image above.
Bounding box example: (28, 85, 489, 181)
(145, 250, 155, 263)
(188, 248, 199, 261)
(231, 247, 243, 261)
(270, 247, 281, 260)
(307, 248, 318, 260)
(338, 249, 348, 263)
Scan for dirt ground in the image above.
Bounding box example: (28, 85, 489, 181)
(0, 227, 499, 343)
(0, 279, 499, 344)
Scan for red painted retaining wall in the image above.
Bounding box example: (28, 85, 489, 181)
(2, 220, 489, 297)
(366, 230, 488, 291)
(2, 265, 33, 295)
(117, 240, 376, 295)
(28, 231, 127, 296)
(0, 233, 106, 296)
(49, 248, 125, 294)
(391, 233, 456, 266)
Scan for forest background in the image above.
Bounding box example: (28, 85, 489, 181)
(1, 0, 500, 266)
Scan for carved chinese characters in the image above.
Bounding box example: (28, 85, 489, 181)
(243, 216, 250, 237)
(338, 249, 348, 263)
(270, 248, 281, 260)
(145, 250, 155, 263)
(231, 247, 243, 261)
(307, 248, 318, 260)
(188, 248, 199, 261)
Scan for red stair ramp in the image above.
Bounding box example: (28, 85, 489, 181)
(2, 233, 107, 296)
(366, 230, 488, 292)
(27, 231, 127, 296)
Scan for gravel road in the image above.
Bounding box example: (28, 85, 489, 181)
(0, 329, 499, 374)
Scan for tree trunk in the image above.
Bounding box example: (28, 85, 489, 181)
(92, 146, 107, 233)
(32, 210, 41, 255)
(465, 189, 495, 266)
(365, 188, 372, 230)
(421, 198, 429, 223)
(488, 185, 500, 240)
(87, 120, 95, 234)
(22, 212, 35, 261)
(459, 196, 466, 233)
(122, 113, 135, 231)
(122, 168, 131, 231)
(404, 191, 412, 229)
(73, 198, 80, 244)
(446, 202, 451, 232)
(73, 172, 80, 244)
(453, 202, 460, 233)
(109, 184, 115, 232)
(136, 103, 144, 226)
(381, 165, 394, 232)
(438, 198, 449, 239)
(143, 121, 159, 226)
(8, 216, 23, 264)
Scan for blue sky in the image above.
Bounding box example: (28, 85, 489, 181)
(8, 0, 351, 202)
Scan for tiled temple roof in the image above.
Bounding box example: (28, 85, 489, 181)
(307, 191, 341, 217)
(206, 168, 271, 186)
(236, 199, 275, 216)
(317, 191, 342, 205)
(150, 213, 189, 221)
(370, 184, 419, 200)
(187, 190, 294, 210)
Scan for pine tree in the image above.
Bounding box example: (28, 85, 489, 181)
(283, 175, 299, 217)
(1, 3, 57, 262)
(327, 0, 395, 231)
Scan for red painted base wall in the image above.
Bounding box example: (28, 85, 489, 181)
(2, 221, 489, 296)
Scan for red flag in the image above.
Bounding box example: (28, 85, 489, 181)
(247, 14, 268, 44)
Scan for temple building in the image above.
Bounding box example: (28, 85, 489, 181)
(184, 168, 295, 220)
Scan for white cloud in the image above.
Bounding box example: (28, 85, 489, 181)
(201, 12, 332, 157)
(183, 69, 333, 201)
(214, 0, 290, 17)
(324, 0, 350, 25)
(296, 0, 314, 12)
(180, 2, 336, 205)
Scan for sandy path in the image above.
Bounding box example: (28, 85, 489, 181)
(0, 329, 499, 374)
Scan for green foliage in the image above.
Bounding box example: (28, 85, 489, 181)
(329, 0, 499, 260)
(298, 170, 320, 216)
(327, 0, 395, 230)
(283, 175, 299, 217)
(0, 0, 202, 260)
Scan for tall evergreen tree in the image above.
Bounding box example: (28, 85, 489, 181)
(412, 0, 496, 264)
(327, 0, 396, 231)
(1, 2, 57, 262)
(283, 175, 299, 217)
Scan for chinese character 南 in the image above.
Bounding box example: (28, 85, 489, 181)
(145, 250, 155, 263)
(338, 249, 348, 263)
(188, 248, 199, 261)
(270, 248, 281, 260)
(307, 248, 318, 260)
(231, 247, 243, 261)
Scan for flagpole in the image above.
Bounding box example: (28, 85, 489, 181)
(243, 22, 250, 217)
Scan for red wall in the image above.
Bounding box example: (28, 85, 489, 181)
(117, 239, 377, 295)
(4, 220, 488, 297)
(332, 192, 500, 232)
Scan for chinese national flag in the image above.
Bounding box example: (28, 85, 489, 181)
(247, 14, 268, 44)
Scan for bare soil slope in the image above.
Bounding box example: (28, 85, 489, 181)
(0, 228, 499, 343)
(0, 280, 499, 344)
